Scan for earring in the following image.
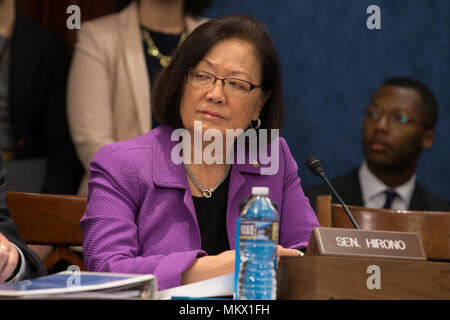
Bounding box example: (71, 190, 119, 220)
(250, 118, 261, 129)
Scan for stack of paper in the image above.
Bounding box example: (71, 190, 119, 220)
(0, 271, 157, 300)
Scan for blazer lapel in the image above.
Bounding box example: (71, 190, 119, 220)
(152, 126, 197, 223)
(117, 8, 207, 136)
(119, 3, 151, 134)
(409, 184, 430, 211)
(225, 143, 268, 247)
(340, 167, 365, 206)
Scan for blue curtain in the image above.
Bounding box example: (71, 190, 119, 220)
(204, 0, 450, 201)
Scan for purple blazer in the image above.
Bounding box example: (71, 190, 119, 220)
(81, 125, 320, 290)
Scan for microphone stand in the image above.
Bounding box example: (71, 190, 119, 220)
(321, 176, 360, 229)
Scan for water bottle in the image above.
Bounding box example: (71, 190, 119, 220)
(235, 187, 279, 300)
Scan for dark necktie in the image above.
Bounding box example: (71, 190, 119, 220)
(383, 190, 398, 209)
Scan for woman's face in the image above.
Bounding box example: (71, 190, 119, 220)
(179, 38, 268, 137)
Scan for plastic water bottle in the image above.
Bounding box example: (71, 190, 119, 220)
(235, 187, 279, 300)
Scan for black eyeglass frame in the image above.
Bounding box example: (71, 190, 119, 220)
(186, 69, 262, 94)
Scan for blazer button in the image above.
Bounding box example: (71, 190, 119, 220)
(252, 160, 259, 168)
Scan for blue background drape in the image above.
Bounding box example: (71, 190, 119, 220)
(204, 0, 450, 201)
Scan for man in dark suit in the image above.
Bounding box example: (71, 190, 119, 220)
(305, 77, 450, 212)
(0, 151, 45, 282)
(1, 0, 82, 194)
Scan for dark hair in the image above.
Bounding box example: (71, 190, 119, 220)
(116, 0, 212, 16)
(152, 14, 284, 131)
(381, 77, 438, 130)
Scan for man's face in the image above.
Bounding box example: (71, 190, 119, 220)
(362, 85, 433, 172)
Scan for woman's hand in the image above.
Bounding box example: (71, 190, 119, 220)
(277, 245, 302, 257)
(0, 233, 19, 283)
(276, 245, 303, 268)
(181, 250, 235, 285)
(181, 245, 303, 285)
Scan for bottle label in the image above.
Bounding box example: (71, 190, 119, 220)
(240, 221, 279, 242)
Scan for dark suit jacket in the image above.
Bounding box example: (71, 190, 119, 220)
(0, 154, 45, 280)
(8, 13, 83, 194)
(304, 167, 450, 212)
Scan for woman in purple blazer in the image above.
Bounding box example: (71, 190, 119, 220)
(81, 14, 320, 290)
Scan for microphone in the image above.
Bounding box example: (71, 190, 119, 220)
(305, 156, 360, 229)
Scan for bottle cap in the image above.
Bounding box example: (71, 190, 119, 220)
(251, 187, 269, 196)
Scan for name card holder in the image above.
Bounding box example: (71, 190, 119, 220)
(306, 227, 426, 261)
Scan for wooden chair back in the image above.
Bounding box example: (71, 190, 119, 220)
(315, 195, 450, 261)
(6, 191, 87, 271)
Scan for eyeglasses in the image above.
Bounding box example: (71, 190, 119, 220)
(186, 69, 261, 95)
(365, 107, 423, 127)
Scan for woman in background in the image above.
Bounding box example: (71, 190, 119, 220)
(67, 0, 210, 194)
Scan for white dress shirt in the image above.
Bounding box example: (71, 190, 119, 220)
(358, 161, 416, 210)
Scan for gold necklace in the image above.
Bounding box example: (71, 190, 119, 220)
(141, 28, 187, 68)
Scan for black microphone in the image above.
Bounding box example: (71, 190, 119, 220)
(305, 156, 360, 229)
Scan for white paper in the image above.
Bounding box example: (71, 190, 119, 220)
(157, 273, 234, 300)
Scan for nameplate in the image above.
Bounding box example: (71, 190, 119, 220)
(306, 227, 426, 261)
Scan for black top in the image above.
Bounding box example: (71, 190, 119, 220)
(192, 173, 231, 255)
(141, 26, 182, 129)
(8, 13, 83, 194)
